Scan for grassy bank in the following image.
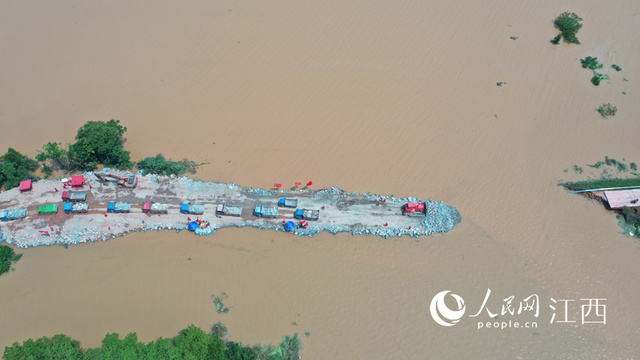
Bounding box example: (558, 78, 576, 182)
(561, 158, 640, 238)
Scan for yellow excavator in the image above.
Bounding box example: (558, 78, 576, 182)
(94, 173, 138, 188)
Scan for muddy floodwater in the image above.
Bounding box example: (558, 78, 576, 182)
(1, 0, 640, 358)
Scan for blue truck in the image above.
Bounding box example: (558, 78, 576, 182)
(107, 202, 132, 213)
(278, 198, 298, 208)
(0, 208, 27, 221)
(253, 205, 279, 218)
(64, 202, 89, 214)
(294, 208, 319, 221)
(180, 203, 205, 215)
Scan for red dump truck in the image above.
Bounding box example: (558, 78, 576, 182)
(401, 202, 426, 217)
(62, 191, 87, 202)
(143, 202, 168, 214)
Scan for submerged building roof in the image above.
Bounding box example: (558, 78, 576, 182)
(604, 189, 640, 209)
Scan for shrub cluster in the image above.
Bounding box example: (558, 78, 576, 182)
(551, 12, 583, 45)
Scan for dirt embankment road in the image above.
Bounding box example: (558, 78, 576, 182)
(0, 172, 460, 247)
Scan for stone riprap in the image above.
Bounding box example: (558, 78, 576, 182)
(0, 172, 461, 248)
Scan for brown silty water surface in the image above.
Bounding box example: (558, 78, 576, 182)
(1, 0, 640, 358)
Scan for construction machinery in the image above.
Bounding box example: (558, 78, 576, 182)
(95, 173, 138, 188)
(38, 204, 58, 215)
(107, 202, 132, 213)
(401, 202, 426, 217)
(64, 202, 89, 213)
(62, 191, 87, 202)
(253, 205, 279, 218)
(0, 208, 27, 221)
(278, 198, 298, 208)
(216, 203, 242, 217)
(143, 202, 168, 214)
(180, 203, 205, 215)
(294, 208, 319, 220)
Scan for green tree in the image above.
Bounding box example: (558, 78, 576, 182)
(3, 324, 300, 360)
(591, 72, 609, 86)
(68, 119, 131, 171)
(84, 332, 148, 360)
(3, 334, 84, 360)
(580, 56, 603, 70)
(0, 245, 16, 275)
(143, 337, 183, 360)
(0, 148, 38, 189)
(36, 142, 69, 169)
(597, 103, 617, 118)
(225, 342, 258, 360)
(551, 12, 583, 44)
(172, 324, 226, 360)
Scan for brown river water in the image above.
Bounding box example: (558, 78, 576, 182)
(1, 0, 639, 358)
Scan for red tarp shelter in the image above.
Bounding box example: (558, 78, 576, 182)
(70, 175, 84, 187)
(19, 179, 32, 192)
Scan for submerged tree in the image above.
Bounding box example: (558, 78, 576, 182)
(67, 120, 131, 171)
(35, 142, 69, 170)
(581, 56, 603, 70)
(551, 12, 583, 45)
(597, 103, 617, 118)
(0, 148, 38, 189)
(591, 72, 609, 86)
(137, 154, 198, 176)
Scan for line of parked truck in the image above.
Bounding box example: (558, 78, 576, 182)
(1, 195, 320, 222)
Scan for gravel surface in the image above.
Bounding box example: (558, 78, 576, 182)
(0, 172, 461, 248)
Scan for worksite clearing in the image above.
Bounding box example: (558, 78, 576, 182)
(0, 171, 461, 248)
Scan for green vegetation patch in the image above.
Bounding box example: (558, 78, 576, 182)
(68, 119, 131, 171)
(0, 245, 22, 275)
(562, 158, 640, 238)
(597, 103, 617, 118)
(612, 64, 622, 72)
(619, 208, 640, 238)
(212, 293, 229, 314)
(580, 56, 603, 70)
(35, 120, 132, 172)
(137, 154, 198, 176)
(561, 178, 640, 191)
(591, 72, 609, 86)
(551, 12, 583, 45)
(3, 324, 301, 360)
(2, 120, 202, 190)
(0, 148, 38, 190)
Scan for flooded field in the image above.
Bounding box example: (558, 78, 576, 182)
(1, 0, 639, 358)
